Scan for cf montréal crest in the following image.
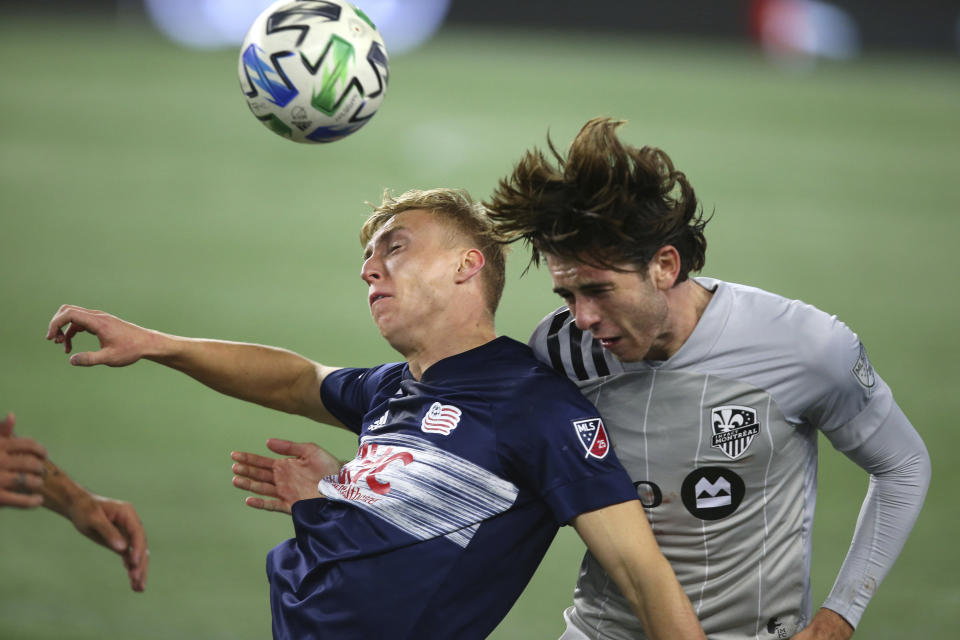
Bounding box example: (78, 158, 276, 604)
(710, 405, 760, 460)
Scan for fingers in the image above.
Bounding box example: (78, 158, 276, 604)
(0, 430, 46, 506)
(61, 322, 89, 355)
(127, 547, 150, 592)
(69, 350, 109, 367)
(232, 474, 279, 498)
(86, 498, 150, 592)
(0, 412, 15, 437)
(230, 450, 277, 470)
(45, 304, 135, 367)
(266, 438, 315, 457)
(232, 461, 274, 483)
(0, 489, 44, 508)
(0, 469, 44, 494)
(244, 495, 292, 515)
(46, 305, 98, 351)
(110, 503, 149, 592)
(88, 509, 128, 554)
(1, 436, 49, 463)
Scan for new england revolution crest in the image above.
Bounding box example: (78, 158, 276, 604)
(573, 418, 610, 459)
(710, 405, 760, 460)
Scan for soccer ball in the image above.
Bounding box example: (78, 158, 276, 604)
(238, 0, 390, 143)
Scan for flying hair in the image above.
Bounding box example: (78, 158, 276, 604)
(486, 117, 709, 281)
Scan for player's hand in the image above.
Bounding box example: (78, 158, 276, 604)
(0, 413, 47, 509)
(231, 439, 342, 514)
(69, 493, 150, 592)
(792, 608, 854, 640)
(45, 304, 156, 367)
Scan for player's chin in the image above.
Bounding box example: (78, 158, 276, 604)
(601, 338, 642, 362)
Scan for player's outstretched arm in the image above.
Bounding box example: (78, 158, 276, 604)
(572, 500, 705, 640)
(0, 413, 47, 508)
(231, 438, 343, 514)
(45, 304, 344, 425)
(40, 458, 150, 592)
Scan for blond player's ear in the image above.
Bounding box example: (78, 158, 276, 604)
(455, 248, 485, 284)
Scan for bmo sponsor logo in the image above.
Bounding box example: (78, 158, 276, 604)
(680, 467, 746, 520)
(332, 442, 415, 500)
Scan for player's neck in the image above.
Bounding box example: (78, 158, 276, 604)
(655, 279, 713, 360)
(404, 326, 497, 380)
(400, 304, 497, 379)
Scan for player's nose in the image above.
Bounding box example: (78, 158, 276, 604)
(572, 301, 601, 332)
(361, 256, 382, 283)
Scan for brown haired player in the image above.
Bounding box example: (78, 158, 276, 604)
(485, 118, 930, 640)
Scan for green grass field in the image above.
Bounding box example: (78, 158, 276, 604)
(1, 14, 958, 639)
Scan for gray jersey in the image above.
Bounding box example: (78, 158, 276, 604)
(529, 278, 930, 640)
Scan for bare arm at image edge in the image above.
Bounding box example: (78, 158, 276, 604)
(572, 500, 706, 640)
(45, 304, 344, 427)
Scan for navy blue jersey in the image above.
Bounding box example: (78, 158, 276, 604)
(267, 337, 637, 640)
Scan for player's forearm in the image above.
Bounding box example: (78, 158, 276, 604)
(618, 559, 705, 640)
(148, 335, 325, 417)
(823, 403, 931, 626)
(573, 502, 705, 639)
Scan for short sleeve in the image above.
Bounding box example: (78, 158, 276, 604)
(498, 372, 638, 524)
(799, 318, 892, 449)
(320, 364, 399, 434)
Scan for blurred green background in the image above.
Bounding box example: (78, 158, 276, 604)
(1, 11, 958, 640)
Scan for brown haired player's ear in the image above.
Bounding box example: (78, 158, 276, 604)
(650, 246, 681, 290)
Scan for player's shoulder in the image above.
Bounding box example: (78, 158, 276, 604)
(488, 336, 575, 389)
(527, 307, 622, 382)
(708, 278, 862, 378)
(486, 337, 598, 411)
(324, 361, 405, 396)
(714, 279, 855, 349)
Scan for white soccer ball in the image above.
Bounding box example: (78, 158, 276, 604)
(238, 0, 390, 143)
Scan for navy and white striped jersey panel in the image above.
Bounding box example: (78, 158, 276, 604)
(529, 307, 623, 381)
(318, 432, 519, 549)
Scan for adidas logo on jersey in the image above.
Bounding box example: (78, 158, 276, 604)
(367, 411, 389, 431)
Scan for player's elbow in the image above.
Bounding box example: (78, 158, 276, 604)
(908, 439, 932, 497)
(876, 432, 931, 504)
